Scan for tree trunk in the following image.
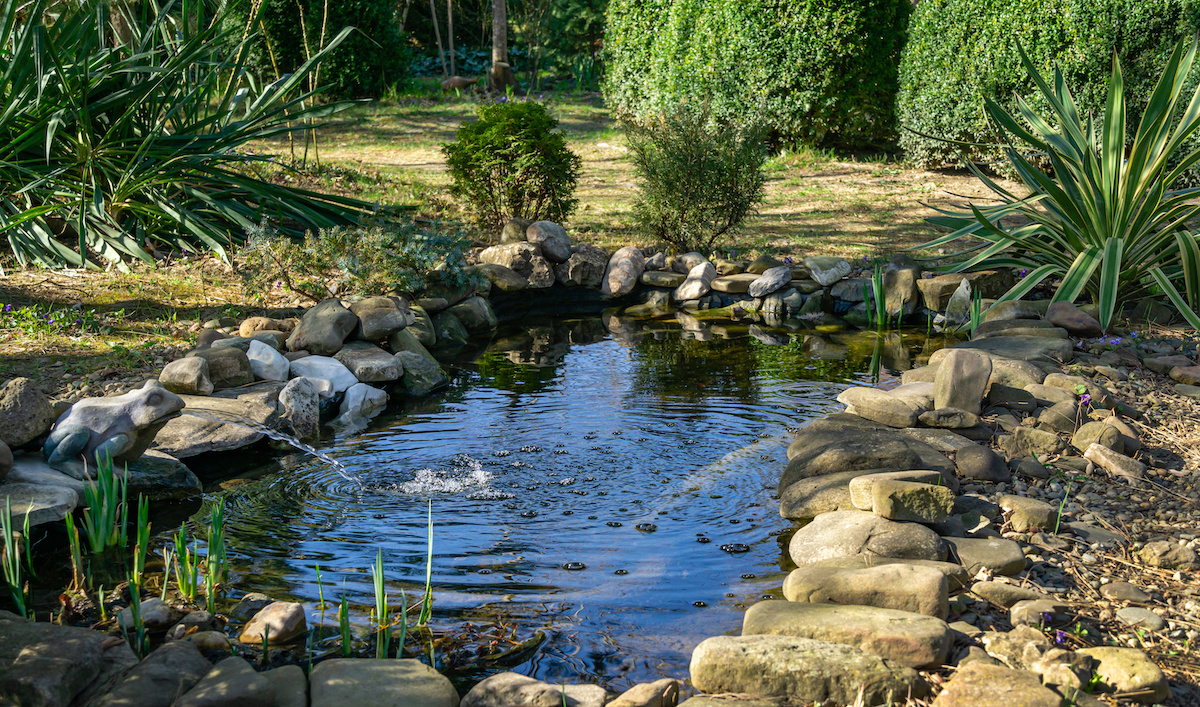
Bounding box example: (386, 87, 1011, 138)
(447, 0, 455, 76)
(489, 0, 512, 91)
(429, 0, 448, 77)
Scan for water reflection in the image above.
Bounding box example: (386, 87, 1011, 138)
(205, 316, 949, 693)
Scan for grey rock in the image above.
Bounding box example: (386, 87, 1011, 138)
(1001, 427, 1066, 458)
(970, 581, 1050, 607)
(955, 444, 1010, 483)
(335, 342, 402, 382)
(1084, 443, 1146, 481)
(607, 679, 679, 707)
(95, 641, 212, 707)
(1047, 301, 1103, 337)
(918, 407, 979, 429)
(784, 563, 948, 619)
(673, 262, 717, 301)
(160, 358, 214, 396)
(1100, 581, 1150, 602)
(0, 379, 57, 449)
(461, 672, 602, 707)
(474, 263, 527, 292)
(945, 537, 1026, 575)
(499, 217, 533, 244)
(0, 609, 106, 707)
(288, 356, 359, 397)
(748, 266, 792, 298)
(782, 417, 954, 494)
(178, 657, 272, 707)
(238, 602, 306, 645)
(898, 427, 977, 453)
(124, 450, 202, 501)
(1009, 598, 1072, 627)
(286, 299, 358, 356)
(837, 388, 921, 428)
(870, 479, 955, 523)
(187, 346, 254, 390)
(274, 378, 320, 440)
(263, 665, 307, 707)
(999, 494, 1060, 533)
(1143, 354, 1194, 375)
(1077, 647, 1169, 702)
(44, 380, 184, 474)
(1115, 607, 1165, 632)
(480, 242, 541, 278)
(934, 349, 992, 415)
(1137, 540, 1200, 570)
(152, 394, 276, 458)
(808, 556, 971, 593)
(330, 383, 388, 434)
(709, 273, 756, 293)
(311, 659, 459, 707)
(246, 340, 289, 382)
(671, 252, 709, 273)
(742, 600, 951, 668)
(803, 256, 852, 287)
(642, 271, 687, 288)
(848, 470, 945, 510)
(232, 594, 275, 619)
(116, 598, 180, 633)
(448, 297, 498, 334)
(954, 336, 1074, 362)
(396, 352, 448, 396)
(788, 510, 946, 567)
(884, 266, 921, 317)
(526, 221, 571, 263)
(689, 634, 926, 706)
(931, 662, 1062, 707)
(432, 311, 470, 347)
(351, 296, 412, 342)
(554, 243, 609, 288)
(388, 327, 437, 365)
(779, 468, 895, 519)
(408, 306, 436, 347)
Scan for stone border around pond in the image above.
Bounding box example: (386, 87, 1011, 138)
(1, 220, 1199, 705)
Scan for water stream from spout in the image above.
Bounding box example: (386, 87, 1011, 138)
(179, 410, 363, 488)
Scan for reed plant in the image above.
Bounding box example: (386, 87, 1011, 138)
(419, 501, 434, 626)
(64, 512, 86, 591)
(1, 499, 26, 618)
(132, 497, 150, 585)
(121, 575, 149, 658)
(173, 528, 200, 604)
(204, 500, 228, 612)
(81, 454, 129, 555)
(372, 548, 389, 658)
(338, 595, 352, 657)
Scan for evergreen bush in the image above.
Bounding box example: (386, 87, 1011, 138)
(625, 109, 767, 253)
(603, 0, 911, 149)
(442, 101, 582, 235)
(898, 0, 1200, 169)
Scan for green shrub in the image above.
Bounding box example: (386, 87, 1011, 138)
(898, 0, 1200, 169)
(0, 0, 372, 269)
(442, 101, 582, 235)
(238, 220, 474, 302)
(919, 40, 1200, 331)
(626, 109, 767, 253)
(603, 0, 911, 149)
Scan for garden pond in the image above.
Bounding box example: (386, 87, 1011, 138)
(56, 314, 957, 694)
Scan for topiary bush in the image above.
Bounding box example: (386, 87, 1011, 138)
(603, 0, 912, 149)
(442, 101, 582, 235)
(898, 0, 1200, 169)
(625, 109, 767, 253)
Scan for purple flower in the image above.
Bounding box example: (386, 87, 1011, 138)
(1080, 393, 1092, 406)
(1109, 337, 1121, 346)
(3, 304, 10, 313)
(1055, 630, 1068, 644)
(785, 257, 793, 265)
(1131, 332, 1139, 338)
(1019, 268, 1029, 278)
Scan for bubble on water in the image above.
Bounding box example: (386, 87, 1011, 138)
(587, 515, 598, 520)
(692, 601, 707, 607)
(520, 445, 542, 453)
(563, 562, 586, 571)
(635, 523, 657, 532)
(614, 569, 628, 575)
(563, 510, 574, 515)
(606, 521, 622, 528)
(720, 543, 750, 553)
(493, 450, 511, 457)
(740, 573, 756, 579)
(391, 457, 507, 498)
(553, 449, 569, 455)
(478, 568, 492, 574)
(760, 594, 775, 600)
(521, 511, 538, 518)
(696, 537, 711, 544)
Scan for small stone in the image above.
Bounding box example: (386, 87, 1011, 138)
(526, 221, 571, 263)
(848, 470, 944, 510)
(395, 352, 448, 396)
(931, 662, 1062, 707)
(1115, 607, 1165, 632)
(278, 377, 320, 440)
(837, 387, 921, 428)
(286, 298, 358, 356)
(602, 246, 645, 298)
(160, 358, 214, 396)
(288, 356, 358, 397)
(970, 581, 1049, 607)
(945, 537, 1026, 576)
(1071, 421, 1124, 455)
(999, 494, 1060, 533)
(1138, 540, 1200, 570)
(1084, 443, 1146, 481)
(1009, 599, 1072, 627)
(116, 598, 180, 633)
(673, 262, 717, 301)
(1100, 581, 1150, 602)
(1002, 427, 1067, 458)
(748, 266, 792, 298)
(606, 678, 679, 707)
(871, 480, 955, 523)
(460, 671, 604, 707)
(955, 444, 1010, 483)
(784, 563, 949, 619)
(177, 657, 273, 707)
(187, 347, 253, 390)
(918, 407, 979, 429)
(1170, 365, 1200, 386)
(789, 510, 946, 567)
(334, 342, 401, 382)
(1046, 301, 1103, 337)
(1143, 354, 1193, 375)
(246, 340, 290, 382)
(934, 349, 992, 415)
(351, 296, 411, 341)
(1077, 647, 1170, 703)
(95, 641, 212, 707)
(238, 602, 306, 645)
(803, 256, 852, 287)
(312, 659, 459, 707)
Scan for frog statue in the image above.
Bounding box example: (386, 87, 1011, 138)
(43, 380, 186, 479)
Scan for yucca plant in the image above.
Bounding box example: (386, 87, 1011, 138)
(918, 38, 1200, 331)
(0, 0, 373, 270)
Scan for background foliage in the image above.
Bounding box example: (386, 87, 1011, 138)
(898, 0, 1200, 169)
(603, 0, 911, 149)
(0, 0, 372, 269)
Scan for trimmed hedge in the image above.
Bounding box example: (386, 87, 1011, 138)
(603, 0, 911, 149)
(898, 0, 1200, 168)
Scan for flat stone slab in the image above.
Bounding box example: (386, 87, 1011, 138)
(789, 510, 947, 567)
(931, 662, 1062, 707)
(0, 482, 77, 526)
(806, 556, 971, 593)
(953, 336, 1073, 362)
(945, 537, 1027, 576)
(152, 395, 277, 458)
(710, 273, 758, 293)
(742, 601, 951, 668)
(309, 659, 458, 707)
(690, 634, 926, 706)
(0, 609, 108, 706)
(784, 562, 949, 619)
(6, 456, 87, 504)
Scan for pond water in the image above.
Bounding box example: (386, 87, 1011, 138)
(194, 315, 946, 692)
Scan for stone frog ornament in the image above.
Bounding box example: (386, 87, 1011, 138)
(43, 380, 185, 478)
